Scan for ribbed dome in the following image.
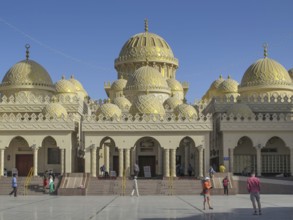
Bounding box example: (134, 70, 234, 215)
(69, 75, 88, 97)
(239, 58, 292, 90)
(166, 78, 183, 92)
(0, 59, 55, 94)
(227, 103, 254, 117)
(288, 68, 293, 82)
(125, 66, 170, 93)
(164, 97, 183, 109)
(130, 94, 165, 116)
(96, 102, 122, 118)
(207, 75, 225, 99)
(111, 78, 127, 91)
(42, 103, 68, 118)
(115, 31, 178, 67)
(218, 76, 239, 94)
(113, 96, 131, 110)
(55, 77, 77, 94)
(174, 104, 197, 118)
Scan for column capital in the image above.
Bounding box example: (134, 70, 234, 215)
(90, 144, 96, 150)
(31, 144, 40, 150)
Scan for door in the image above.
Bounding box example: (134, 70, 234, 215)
(16, 154, 33, 176)
(138, 156, 156, 177)
(113, 156, 119, 176)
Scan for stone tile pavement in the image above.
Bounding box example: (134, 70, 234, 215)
(0, 194, 292, 220)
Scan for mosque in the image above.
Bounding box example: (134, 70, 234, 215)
(0, 20, 292, 180)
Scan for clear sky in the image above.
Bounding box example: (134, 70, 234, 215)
(0, 0, 293, 103)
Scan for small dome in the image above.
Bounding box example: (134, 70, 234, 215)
(164, 96, 183, 109)
(111, 78, 127, 91)
(113, 96, 131, 110)
(130, 94, 165, 116)
(166, 78, 183, 92)
(96, 102, 122, 118)
(174, 104, 197, 118)
(227, 103, 254, 117)
(218, 76, 239, 94)
(42, 103, 68, 118)
(69, 75, 88, 97)
(55, 76, 76, 94)
(288, 68, 293, 82)
(125, 66, 170, 93)
(239, 57, 292, 91)
(0, 59, 55, 94)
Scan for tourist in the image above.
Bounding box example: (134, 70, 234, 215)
(222, 176, 229, 195)
(219, 164, 226, 173)
(208, 166, 215, 179)
(188, 163, 193, 177)
(49, 175, 54, 193)
(9, 173, 17, 197)
(247, 172, 262, 215)
(134, 163, 140, 177)
(131, 176, 139, 197)
(202, 177, 213, 210)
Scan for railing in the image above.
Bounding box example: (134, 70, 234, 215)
(24, 167, 34, 195)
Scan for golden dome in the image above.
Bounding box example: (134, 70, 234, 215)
(239, 57, 292, 92)
(0, 59, 55, 93)
(166, 78, 183, 92)
(227, 103, 254, 117)
(96, 102, 122, 118)
(130, 94, 165, 116)
(111, 78, 127, 91)
(115, 22, 178, 67)
(164, 96, 183, 109)
(125, 66, 170, 94)
(218, 76, 239, 94)
(113, 96, 131, 110)
(42, 103, 68, 118)
(69, 75, 88, 97)
(174, 104, 197, 118)
(55, 76, 77, 94)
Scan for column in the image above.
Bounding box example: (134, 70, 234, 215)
(119, 148, 124, 177)
(158, 147, 162, 175)
(290, 148, 293, 176)
(164, 149, 170, 177)
(0, 149, 4, 176)
(60, 148, 65, 174)
(256, 147, 262, 176)
(229, 148, 234, 173)
(184, 145, 189, 175)
(125, 148, 130, 177)
(32, 146, 39, 176)
(91, 145, 97, 177)
(104, 145, 110, 173)
(198, 146, 204, 178)
(170, 149, 176, 177)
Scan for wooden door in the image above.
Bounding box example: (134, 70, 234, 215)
(16, 154, 33, 176)
(138, 156, 156, 177)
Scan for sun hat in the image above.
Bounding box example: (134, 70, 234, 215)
(204, 177, 210, 180)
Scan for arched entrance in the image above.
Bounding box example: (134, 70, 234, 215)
(5, 136, 32, 176)
(133, 137, 162, 177)
(177, 137, 198, 177)
(40, 136, 60, 175)
(98, 137, 116, 176)
(262, 136, 290, 175)
(234, 136, 256, 175)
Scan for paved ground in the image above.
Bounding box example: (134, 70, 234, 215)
(0, 195, 292, 220)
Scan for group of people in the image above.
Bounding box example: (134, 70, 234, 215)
(201, 168, 261, 215)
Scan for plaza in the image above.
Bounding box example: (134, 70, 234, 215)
(0, 195, 292, 220)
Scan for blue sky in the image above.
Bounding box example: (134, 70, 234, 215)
(0, 0, 293, 103)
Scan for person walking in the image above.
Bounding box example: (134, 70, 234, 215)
(247, 172, 262, 215)
(9, 173, 17, 197)
(208, 166, 216, 179)
(222, 176, 229, 195)
(202, 177, 213, 210)
(131, 176, 139, 197)
(49, 175, 54, 194)
(134, 163, 140, 177)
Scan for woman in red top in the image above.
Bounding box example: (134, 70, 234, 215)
(202, 177, 213, 210)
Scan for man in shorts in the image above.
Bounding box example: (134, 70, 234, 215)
(247, 172, 262, 215)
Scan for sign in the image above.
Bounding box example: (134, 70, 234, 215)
(223, 157, 230, 161)
(143, 166, 151, 178)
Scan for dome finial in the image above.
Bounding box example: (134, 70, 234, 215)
(263, 43, 268, 58)
(62, 75, 65, 80)
(144, 18, 148, 32)
(25, 44, 30, 60)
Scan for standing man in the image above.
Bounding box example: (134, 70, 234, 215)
(134, 162, 140, 177)
(202, 177, 213, 210)
(131, 176, 139, 197)
(247, 172, 262, 215)
(222, 176, 229, 195)
(9, 173, 17, 197)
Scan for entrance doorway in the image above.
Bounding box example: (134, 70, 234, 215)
(138, 156, 156, 177)
(16, 154, 33, 176)
(113, 156, 119, 176)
